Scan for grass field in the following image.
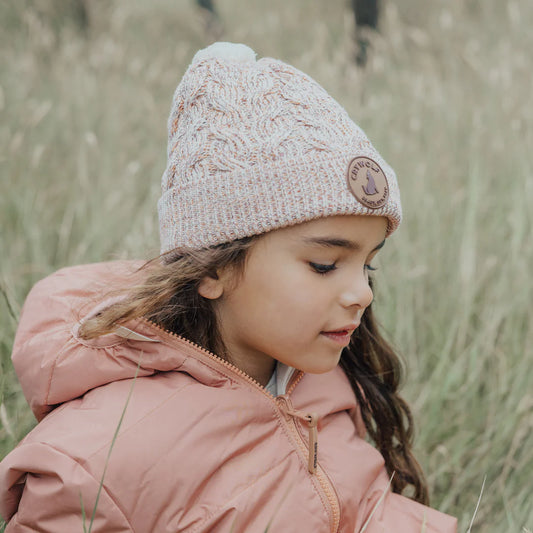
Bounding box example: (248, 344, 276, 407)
(1, 0, 532, 531)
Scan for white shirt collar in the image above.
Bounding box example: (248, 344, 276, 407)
(265, 361, 296, 396)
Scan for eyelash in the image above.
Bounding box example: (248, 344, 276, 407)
(309, 262, 377, 275)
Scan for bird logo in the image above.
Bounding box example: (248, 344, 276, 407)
(362, 169, 378, 196)
(346, 156, 389, 209)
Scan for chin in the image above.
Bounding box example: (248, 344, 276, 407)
(301, 356, 342, 375)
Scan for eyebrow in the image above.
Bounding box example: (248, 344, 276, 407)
(302, 237, 386, 252)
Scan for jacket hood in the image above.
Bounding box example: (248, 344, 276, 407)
(12, 260, 367, 437)
(12, 261, 205, 421)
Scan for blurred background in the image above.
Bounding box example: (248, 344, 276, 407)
(0, 0, 532, 531)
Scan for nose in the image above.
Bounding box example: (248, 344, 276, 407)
(339, 270, 374, 310)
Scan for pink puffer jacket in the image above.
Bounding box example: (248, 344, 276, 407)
(0, 262, 457, 532)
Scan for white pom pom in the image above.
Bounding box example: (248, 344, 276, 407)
(192, 42, 257, 65)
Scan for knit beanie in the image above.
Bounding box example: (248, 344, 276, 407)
(159, 42, 401, 254)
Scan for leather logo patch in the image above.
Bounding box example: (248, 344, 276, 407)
(346, 157, 389, 209)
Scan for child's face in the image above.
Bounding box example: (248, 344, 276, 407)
(202, 215, 388, 386)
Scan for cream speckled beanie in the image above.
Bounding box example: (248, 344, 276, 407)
(158, 42, 401, 254)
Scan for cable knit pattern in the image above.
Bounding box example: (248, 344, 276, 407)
(158, 42, 402, 253)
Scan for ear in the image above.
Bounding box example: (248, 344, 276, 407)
(198, 275, 224, 300)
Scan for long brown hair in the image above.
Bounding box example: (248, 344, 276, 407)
(79, 236, 428, 504)
(341, 298, 429, 503)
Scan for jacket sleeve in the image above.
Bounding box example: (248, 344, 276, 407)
(0, 442, 132, 532)
(356, 471, 457, 533)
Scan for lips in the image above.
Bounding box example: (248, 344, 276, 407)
(320, 325, 358, 346)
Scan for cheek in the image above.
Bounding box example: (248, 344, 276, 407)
(229, 257, 331, 333)
(258, 273, 327, 332)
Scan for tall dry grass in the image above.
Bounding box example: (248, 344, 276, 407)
(1, 0, 532, 531)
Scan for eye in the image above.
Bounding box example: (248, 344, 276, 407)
(364, 264, 377, 272)
(309, 262, 337, 275)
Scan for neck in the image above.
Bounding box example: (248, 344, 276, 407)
(223, 347, 277, 387)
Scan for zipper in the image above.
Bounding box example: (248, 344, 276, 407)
(286, 369, 304, 395)
(139, 319, 340, 531)
(141, 317, 307, 398)
(140, 318, 277, 398)
(276, 395, 341, 533)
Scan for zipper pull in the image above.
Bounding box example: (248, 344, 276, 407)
(305, 413, 319, 474)
(277, 396, 320, 475)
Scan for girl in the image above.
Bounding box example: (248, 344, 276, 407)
(0, 43, 457, 532)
